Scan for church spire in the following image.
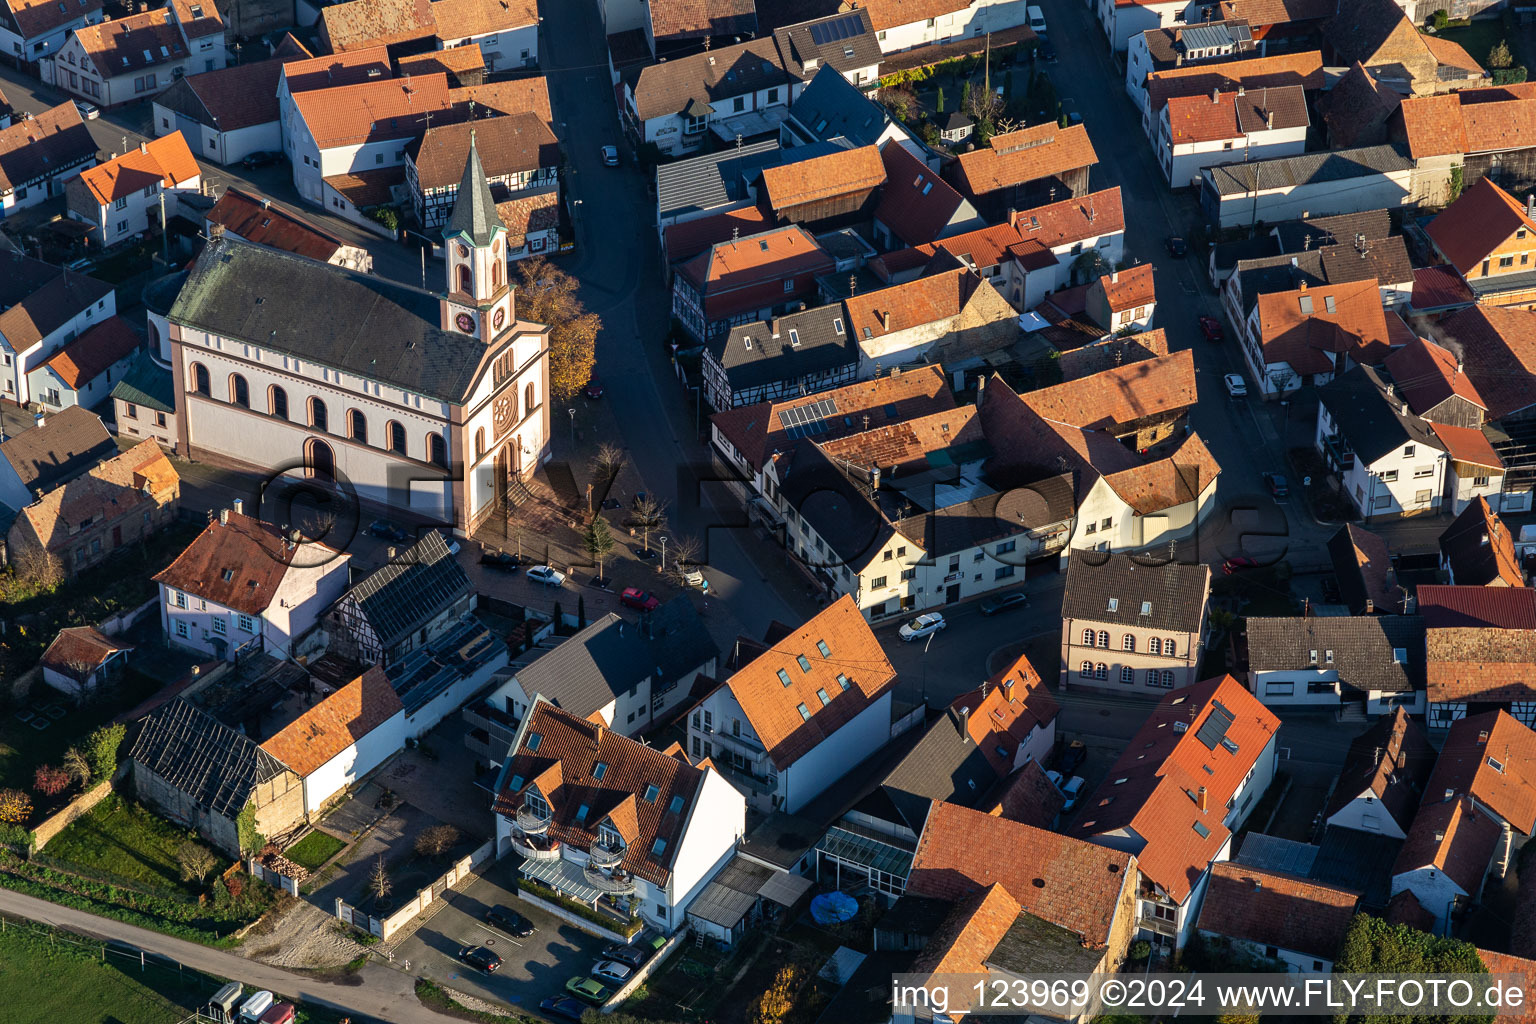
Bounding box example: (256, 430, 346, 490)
(443, 128, 501, 248)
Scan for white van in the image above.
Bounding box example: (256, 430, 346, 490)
(1028, 5, 1048, 32)
(238, 991, 274, 1023)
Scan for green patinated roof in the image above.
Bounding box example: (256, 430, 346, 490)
(110, 351, 175, 414)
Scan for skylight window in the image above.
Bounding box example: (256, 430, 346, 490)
(1107, 597, 1119, 612)
(652, 838, 667, 854)
(222, 569, 234, 581)
(817, 640, 830, 657)
(643, 784, 660, 802)
(789, 329, 800, 347)
(832, 318, 844, 335)
(575, 804, 589, 823)
(526, 732, 543, 751)
(1298, 295, 1314, 315)
(921, 182, 933, 195)
(777, 668, 792, 687)
(1489, 757, 1506, 773)
(669, 795, 684, 813)
(1393, 648, 1407, 664)
(1141, 601, 1152, 615)
(797, 655, 811, 673)
(759, 240, 769, 251)
(1193, 821, 1211, 838)
(509, 774, 524, 791)
(996, 745, 1009, 759)
(1324, 295, 1337, 313)
(797, 703, 811, 720)
(1220, 738, 1239, 753)
(593, 762, 608, 780)
(816, 688, 831, 706)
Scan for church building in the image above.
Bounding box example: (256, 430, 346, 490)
(165, 136, 550, 534)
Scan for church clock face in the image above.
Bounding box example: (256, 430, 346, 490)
(456, 244, 469, 258)
(493, 307, 506, 331)
(493, 393, 516, 438)
(455, 312, 475, 334)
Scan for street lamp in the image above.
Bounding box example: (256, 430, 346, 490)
(660, 535, 668, 572)
(567, 407, 575, 446)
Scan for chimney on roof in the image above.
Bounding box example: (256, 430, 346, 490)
(1237, 84, 1245, 97)
(976, 374, 986, 408)
(957, 703, 970, 740)
(232, 498, 243, 516)
(1456, 355, 1464, 375)
(1298, 280, 1307, 290)
(1528, 194, 1534, 218)
(1197, 786, 1209, 812)
(1111, 270, 1119, 284)
(387, 546, 396, 559)
(1175, 53, 1184, 65)
(1479, 729, 1490, 743)
(219, 508, 229, 525)
(139, 141, 148, 155)
(1266, 110, 1273, 129)
(1002, 677, 1014, 701)
(880, 311, 891, 331)
(1386, 383, 1394, 396)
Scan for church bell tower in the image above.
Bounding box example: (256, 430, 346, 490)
(440, 130, 515, 342)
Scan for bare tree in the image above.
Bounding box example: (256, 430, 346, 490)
(668, 535, 704, 584)
(591, 443, 626, 484)
(414, 825, 461, 859)
(368, 855, 392, 903)
(177, 841, 218, 884)
(62, 747, 92, 788)
(13, 548, 63, 592)
(631, 495, 668, 554)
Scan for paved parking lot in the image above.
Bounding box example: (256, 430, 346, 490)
(394, 859, 611, 1014)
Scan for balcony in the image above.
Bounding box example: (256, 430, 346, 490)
(584, 865, 637, 894)
(516, 803, 552, 834)
(708, 728, 766, 758)
(588, 841, 625, 869)
(1319, 434, 1355, 474)
(510, 833, 562, 861)
(1138, 910, 1178, 936)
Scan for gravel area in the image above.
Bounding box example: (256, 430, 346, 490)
(240, 898, 370, 969)
(440, 986, 515, 1017)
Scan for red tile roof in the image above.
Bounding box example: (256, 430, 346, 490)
(1072, 676, 1280, 902)
(153, 511, 340, 615)
(843, 267, 978, 342)
(494, 188, 558, 249)
(1146, 51, 1324, 114)
(41, 625, 131, 679)
(430, 0, 537, 40)
(291, 73, 451, 149)
(1440, 496, 1523, 588)
(1433, 423, 1504, 471)
(450, 77, 553, 125)
(1095, 263, 1156, 312)
(1008, 187, 1126, 248)
(710, 364, 955, 473)
(1393, 794, 1500, 895)
(953, 123, 1099, 198)
(1384, 335, 1487, 416)
(1427, 627, 1536, 704)
(663, 207, 773, 263)
(72, 9, 186, 78)
(8, 0, 104, 40)
(207, 187, 351, 263)
(1418, 585, 1536, 629)
(1477, 950, 1536, 1022)
(1199, 862, 1359, 959)
(0, 101, 94, 195)
(1164, 85, 1309, 144)
(1411, 265, 1475, 312)
(1101, 431, 1222, 514)
(988, 759, 1067, 827)
(1397, 85, 1536, 160)
(714, 594, 896, 771)
(43, 316, 139, 389)
(1427, 177, 1536, 275)
(854, 0, 972, 31)
(15, 438, 176, 556)
(907, 800, 1134, 947)
(492, 701, 723, 886)
(677, 224, 827, 287)
(1020, 349, 1195, 432)
(77, 134, 199, 206)
(1423, 710, 1536, 833)
(1433, 305, 1536, 419)
(950, 652, 1058, 777)
(911, 882, 1020, 975)
(320, 0, 434, 51)
(260, 666, 402, 777)
(1256, 279, 1389, 374)
(165, 58, 284, 133)
(759, 145, 886, 212)
(280, 46, 392, 93)
(875, 142, 973, 248)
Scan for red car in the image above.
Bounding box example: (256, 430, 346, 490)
(1222, 556, 1259, 575)
(1198, 316, 1224, 342)
(584, 379, 604, 399)
(621, 587, 660, 612)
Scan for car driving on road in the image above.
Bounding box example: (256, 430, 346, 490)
(527, 565, 567, 586)
(899, 613, 947, 641)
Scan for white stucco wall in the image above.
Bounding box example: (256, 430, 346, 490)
(667, 768, 748, 918)
(781, 690, 892, 813)
(301, 708, 406, 814)
(1391, 865, 1467, 934)
(1327, 790, 1409, 840)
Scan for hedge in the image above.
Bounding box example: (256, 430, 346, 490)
(515, 876, 642, 937)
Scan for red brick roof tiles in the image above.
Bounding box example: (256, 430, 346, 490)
(1010, 187, 1126, 247)
(717, 594, 896, 771)
(1199, 862, 1359, 960)
(78, 134, 198, 206)
(1384, 335, 1487, 415)
(854, 0, 973, 32)
(41, 625, 131, 678)
(43, 316, 139, 389)
(1020, 349, 1194, 432)
(1433, 423, 1504, 471)
(279, 46, 392, 93)
(954, 123, 1099, 197)
(260, 666, 402, 777)
(292, 73, 451, 149)
(1426, 627, 1536, 704)
(1411, 265, 1475, 312)
(1433, 305, 1536, 419)
(908, 800, 1133, 947)
(1397, 85, 1536, 159)
(760, 145, 886, 212)
(153, 512, 339, 615)
(663, 207, 773, 263)
(1146, 51, 1324, 114)
(1393, 794, 1500, 895)
(911, 882, 1020, 980)
(1164, 85, 1309, 144)
(1423, 710, 1536, 833)
(843, 267, 976, 342)
(875, 142, 972, 248)
(1428, 177, 1536, 275)
(1256, 278, 1389, 374)
(1418, 585, 1536, 629)
(1095, 263, 1156, 312)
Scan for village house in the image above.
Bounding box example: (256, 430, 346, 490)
(492, 699, 746, 931)
(492, 189, 559, 263)
(1209, 0, 1342, 48)
(1244, 614, 1427, 715)
(1390, 795, 1502, 933)
(1141, 50, 1323, 136)
(323, 530, 473, 668)
(166, 150, 552, 534)
(757, 144, 886, 233)
(273, 46, 391, 181)
(857, 0, 1035, 55)
(40, 624, 132, 698)
(205, 188, 372, 273)
(0, 101, 97, 218)
(686, 595, 897, 813)
(842, 266, 1018, 375)
(1426, 625, 1536, 729)
(1200, 139, 1412, 229)
(151, 52, 294, 166)
(1424, 710, 1536, 844)
(1426, 178, 1536, 311)
(1197, 862, 1359, 971)
(1420, 584, 1536, 630)
(1125, 20, 1257, 112)
(625, 38, 799, 159)
(0, 405, 115, 512)
(397, 44, 485, 88)
(1086, 264, 1157, 332)
(1321, 63, 1403, 149)
(1439, 497, 1524, 587)
(259, 665, 406, 817)
(1323, 707, 1435, 840)
(49, 0, 225, 108)
(1216, 207, 1413, 302)
(1098, 0, 1199, 54)
(779, 65, 908, 150)
(405, 114, 558, 232)
(948, 123, 1098, 219)
(1059, 550, 1211, 695)
(5, 430, 179, 577)
(0, 259, 116, 405)
(1384, 335, 1488, 429)
(0, 0, 103, 64)
(476, 599, 717, 742)
(1315, 365, 1449, 520)
(318, 0, 536, 70)
(770, 10, 882, 90)
(1158, 84, 1308, 188)
(1394, 86, 1536, 207)
(871, 141, 984, 250)
(128, 697, 305, 856)
(155, 505, 351, 662)
(672, 225, 834, 342)
(1239, 278, 1390, 397)
(66, 133, 201, 249)
(1021, 349, 1195, 449)
(1322, 0, 1482, 96)
(1073, 675, 1281, 950)
(602, 0, 757, 58)
(111, 352, 177, 451)
(26, 315, 138, 412)
(701, 301, 859, 411)
(1326, 523, 1408, 615)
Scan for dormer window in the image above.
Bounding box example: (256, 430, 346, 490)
(1108, 597, 1119, 612)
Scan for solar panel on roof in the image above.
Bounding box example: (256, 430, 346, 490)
(808, 13, 862, 44)
(1195, 700, 1235, 750)
(779, 397, 838, 439)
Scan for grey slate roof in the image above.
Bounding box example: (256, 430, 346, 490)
(344, 531, 471, 647)
(782, 65, 892, 147)
(1204, 143, 1412, 196)
(656, 138, 781, 223)
(1271, 209, 1392, 253)
(168, 236, 503, 404)
(1231, 233, 1412, 316)
(0, 405, 116, 494)
(128, 697, 288, 818)
(778, 440, 892, 567)
(512, 600, 717, 716)
(709, 302, 858, 393)
(110, 351, 175, 414)
(862, 707, 1001, 832)
(772, 10, 881, 79)
(893, 473, 1075, 557)
(1245, 614, 1426, 694)
(1317, 364, 1442, 467)
(443, 135, 501, 246)
(987, 910, 1105, 976)
(1060, 550, 1211, 631)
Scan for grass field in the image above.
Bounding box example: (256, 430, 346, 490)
(1432, 12, 1532, 69)
(43, 794, 221, 897)
(285, 830, 346, 872)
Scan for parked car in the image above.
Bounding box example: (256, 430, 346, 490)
(1165, 236, 1187, 257)
(1222, 556, 1260, 575)
(1037, 35, 1057, 61)
(1052, 739, 1087, 775)
(241, 150, 282, 169)
(601, 145, 619, 166)
(1224, 373, 1247, 397)
(1047, 770, 1086, 812)
(591, 960, 634, 986)
(367, 519, 412, 543)
(979, 592, 1028, 616)
(681, 567, 709, 592)
(601, 943, 651, 969)
(74, 100, 99, 120)
(621, 587, 660, 612)
(584, 378, 604, 399)
(485, 905, 534, 938)
(456, 946, 502, 973)
(898, 612, 947, 642)
(1197, 315, 1224, 342)
(540, 996, 588, 1021)
(527, 565, 567, 586)
(1028, 4, 1047, 31)
(566, 977, 611, 1004)
(1263, 472, 1289, 498)
(481, 550, 520, 569)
